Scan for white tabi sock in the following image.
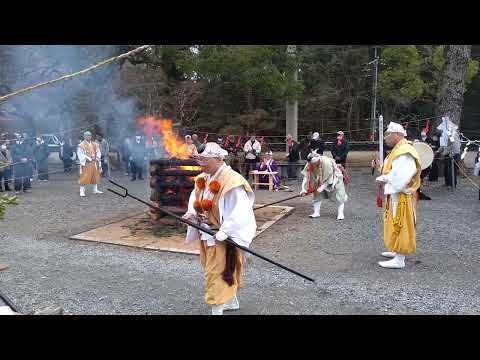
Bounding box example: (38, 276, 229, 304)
(309, 202, 321, 218)
(224, 295, 240, 311)
(211, 304, 224, 315)
(337, 203, 345, 220)
(379, 254, 405, 269)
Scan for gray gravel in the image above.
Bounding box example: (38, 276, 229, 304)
(1, 159, 479, 314)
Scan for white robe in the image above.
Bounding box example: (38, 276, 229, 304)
(382, 154, 417, 216)
(243, 140, 261, 160)
(184, 164, 256, 248)
(77, 142, 101, 167)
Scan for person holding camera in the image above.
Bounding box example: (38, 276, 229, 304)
(243, 135, 261, 179)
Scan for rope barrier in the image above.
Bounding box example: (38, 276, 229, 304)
(454, 159, 480, 191)
(0, 164, 80, 185)
(179, 115, 443, 139)
(0, 46, 152, 103)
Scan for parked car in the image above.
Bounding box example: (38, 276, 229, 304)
(40, 134, 61, 153)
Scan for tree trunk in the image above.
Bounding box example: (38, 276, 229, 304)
(435, 45, 472, 127)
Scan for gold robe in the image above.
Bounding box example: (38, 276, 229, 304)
(193, 166, 254, 306)
(381, 139, 421, 255)
(78, 140, 101, 185)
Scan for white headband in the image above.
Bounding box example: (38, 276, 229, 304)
(198, 142, 228, 158)
(386, 122, 407, 136)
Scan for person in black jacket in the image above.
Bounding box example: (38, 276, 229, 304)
(34, 137, 50, 181)
(59, 138, 75, 173)
(427, 131, 441, 182)
(11, 135, 34, 193)
(308, 132, 325, 155)
(0, 140, 12, 191)
(299, 136, 311, 160)
(331, 131, 349, 168)
(130, 135, 147, 181)
(286, 134, 301, 179)
(22, 134, 35, 183)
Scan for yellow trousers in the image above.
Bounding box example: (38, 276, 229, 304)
(198, 240, 243, 306)
(79, 162, 101, 185)
(384, 193, 416, 255)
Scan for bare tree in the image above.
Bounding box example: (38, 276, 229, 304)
(172, 81, 203, 126)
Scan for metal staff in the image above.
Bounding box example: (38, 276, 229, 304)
(253, 194, 304, 211)
(108, 179, 315, 283)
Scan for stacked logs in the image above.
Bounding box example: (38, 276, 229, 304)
(149, 158, 202, 224)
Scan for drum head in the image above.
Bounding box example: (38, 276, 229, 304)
(413, 142, 434, 170)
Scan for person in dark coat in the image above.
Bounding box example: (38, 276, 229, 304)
(192, 134, 205, 153)
(34, 137, 49, 181)
(96, 134, 110, 177)
(130, 135, 147, 181)
(331, 131, 349, 168)
(22, 134, 35, 183)
(121, 137, 131, 176)
(427, 131, 441, 182)
(308, 132, 325, 155)
(225, 135, 242, 175)
(298, 136, 309, 160)
(11, 135, 34, 193)
(59, 138, 75, 173)
(286, 134, 301, 179)
(414, 130, 432, 200)
(0, 140, 12, 191)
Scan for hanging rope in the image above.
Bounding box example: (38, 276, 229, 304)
(0, 45, 152, 103)
(454, 159, 480, 191)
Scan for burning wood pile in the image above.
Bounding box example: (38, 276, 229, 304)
(149, 158, 201, 224)
(138, 117, 202, 225)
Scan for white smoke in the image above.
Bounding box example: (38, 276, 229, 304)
(0, 45, 141, 147)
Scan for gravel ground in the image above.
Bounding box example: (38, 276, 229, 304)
(1, 157, 479, 315)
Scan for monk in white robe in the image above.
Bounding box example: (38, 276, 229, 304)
(376, 122, 421, 269)
(183, 142, 256, 315)
(77, 131, 103, 197)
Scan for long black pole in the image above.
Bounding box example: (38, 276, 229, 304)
(253, 194, 303, 211)
(108, 180, 314, 283)
(0, 290, 19, 313)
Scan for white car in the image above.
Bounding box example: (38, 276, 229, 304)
(40, 134, 61, 153)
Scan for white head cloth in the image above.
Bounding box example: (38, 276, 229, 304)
(312, 132, 320, 140)
(307, 148, 322, 162)
(386, 122, 407, 136)
(198, 142, 228, 158)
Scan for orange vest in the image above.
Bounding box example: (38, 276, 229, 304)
(382, 139, 422, 193)
(79, 140, 99, 159)
(194, 165, 253, 227)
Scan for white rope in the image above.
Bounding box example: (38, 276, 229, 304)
(0, 45, 152, 102)
(454, 159, 480, 190)
(1, 164, 78, 184)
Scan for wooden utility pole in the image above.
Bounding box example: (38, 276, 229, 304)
(286, 45, 298, 150)
(370, 46, 379, 141)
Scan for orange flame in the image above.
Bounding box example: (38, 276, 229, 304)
(136, 116, 190, 159)
(181, 166, 200, 171)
